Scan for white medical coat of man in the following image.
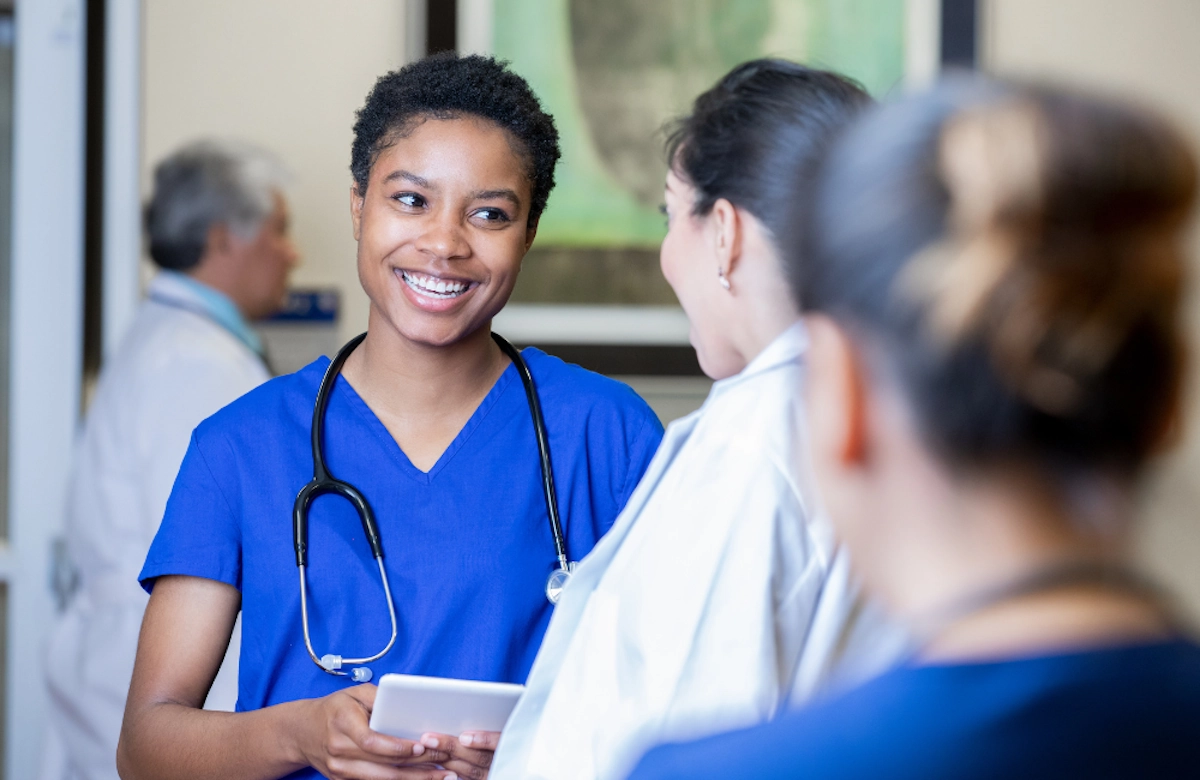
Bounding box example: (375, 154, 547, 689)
(491, 324, 906, 780)
(43, 272, 269, 780)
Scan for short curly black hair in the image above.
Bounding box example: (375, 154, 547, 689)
(351, 52, 561, 226)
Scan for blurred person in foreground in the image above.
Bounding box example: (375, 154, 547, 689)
(491, 60, 905, 780)
(43, 139, 298, 780)
(628, 79, 1200, 779)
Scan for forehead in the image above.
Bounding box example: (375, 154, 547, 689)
(664, 168, 695, 199)
(371, 116, 532, 189)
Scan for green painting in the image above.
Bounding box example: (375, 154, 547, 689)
(493, 0, 906, 248)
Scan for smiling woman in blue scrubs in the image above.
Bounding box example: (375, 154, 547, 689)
(117, 53, 663, 780)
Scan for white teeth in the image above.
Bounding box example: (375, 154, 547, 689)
(401, 270, 470, 298)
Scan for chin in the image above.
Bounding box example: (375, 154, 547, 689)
(697, 358, 732, 381)
(409, 329, 475, 349)
(387, 312, 489, 349)
(694, 346, 740, 381)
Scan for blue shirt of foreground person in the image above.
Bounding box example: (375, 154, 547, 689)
(628, 79, 1200, 779)
(121, 53, 662, 780)
(632, 641, 1200, 779)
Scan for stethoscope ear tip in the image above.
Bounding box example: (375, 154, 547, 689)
(319, 653, 373, 682)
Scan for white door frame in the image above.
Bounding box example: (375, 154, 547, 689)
(5, 0, 142, 775)
(102, 0, 142, 361)
(6, 0, 86, 778)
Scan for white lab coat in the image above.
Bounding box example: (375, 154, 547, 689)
(491, 324, 906, 780)
(42, 273, 269, 780)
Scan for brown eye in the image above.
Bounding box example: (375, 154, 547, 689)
(474, 207, 511, 224)
(394, 193, 425, 208)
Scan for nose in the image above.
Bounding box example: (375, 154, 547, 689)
(415, 210, 470, 262)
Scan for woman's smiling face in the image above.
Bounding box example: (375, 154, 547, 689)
(351, 115, 535, 348)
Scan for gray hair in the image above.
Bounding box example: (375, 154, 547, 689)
(145, 139, 291, 271)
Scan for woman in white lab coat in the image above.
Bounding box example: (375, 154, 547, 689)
(628, 76, 1200, 780)
(42, 140, 297, 780)
(491, 60, 906, 780)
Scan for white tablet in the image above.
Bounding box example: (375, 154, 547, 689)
(369, 673, 525, 741)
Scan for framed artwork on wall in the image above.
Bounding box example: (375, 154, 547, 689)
(494, 0, 907, 250)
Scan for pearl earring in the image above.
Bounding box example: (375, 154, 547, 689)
(717, 270, 731, 290)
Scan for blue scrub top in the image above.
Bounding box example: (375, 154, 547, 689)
(628, 639, 1200, 780)
(141, 349, 662, 743)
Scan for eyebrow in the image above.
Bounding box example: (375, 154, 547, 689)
(382, 169, 433, 188)
(471, 189, 522, 207)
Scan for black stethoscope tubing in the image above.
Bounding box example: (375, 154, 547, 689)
(496, 333, 571, 571)
(292, 331, 574, 680)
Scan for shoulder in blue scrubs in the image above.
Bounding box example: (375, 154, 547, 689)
(142, 346, 662, 711)
(628, 640, 1200, 780)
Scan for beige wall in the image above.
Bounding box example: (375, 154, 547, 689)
(142, 1, 1200, 614)
(983, 0, 1200, 617)
(142, 0, 409, 343)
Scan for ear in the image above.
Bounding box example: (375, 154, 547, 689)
(350, 183, 365, 241)
(523, 216, 539, 253)
(205, 222, 233, 258)
(709, 198, 743, 282)
(806, 315, 869, 470)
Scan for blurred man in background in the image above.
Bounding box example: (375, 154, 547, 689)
(42, 140, 298, 780)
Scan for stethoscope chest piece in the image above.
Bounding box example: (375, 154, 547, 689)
(546, 562, 577, 605)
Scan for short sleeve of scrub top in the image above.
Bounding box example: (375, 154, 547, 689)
(141, 348, 663, 724)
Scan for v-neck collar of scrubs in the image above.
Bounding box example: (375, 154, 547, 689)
(329, 356, 519, 485)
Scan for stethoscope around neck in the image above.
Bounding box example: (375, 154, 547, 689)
(293, 331, 576, 682)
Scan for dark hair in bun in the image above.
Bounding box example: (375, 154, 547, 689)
(665, 58, 871, 249)
(794, 78, 1197, 478)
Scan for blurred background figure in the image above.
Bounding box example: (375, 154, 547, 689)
(629, 78, 1200, 778)
(41, 139, 297, 780)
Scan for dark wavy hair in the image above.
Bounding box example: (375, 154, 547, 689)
(350, 52, 561, 226)
(665, 59, 871, 250)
